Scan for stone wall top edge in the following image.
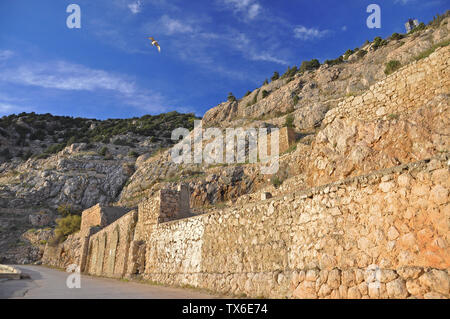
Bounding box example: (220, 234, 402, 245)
(89, 209, 137, 239)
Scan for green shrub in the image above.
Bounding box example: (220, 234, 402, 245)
(357, 50, 367, 58)
(384, 60, 402, 75)
(408, 22, 426, 34)
(292, 95, 299, 105)
(299, 59, 320, 73)
(285, 114, 295, 128)
(262, 90, 270, 99)
(244, 90, 252, 97)
(343, 49, 354, 60)
(271, 176, 283, 188)
(373, 37, 387, 50)
(390, 32, 404, 40)
(52, 214, 81, 244)
(227, 92, 236, 102)
(282, 66, 298, 78)
(271, 71, 280, 81)
(324, 56, 344, 66)
(428, 11, 449, 28)
(99, 146, 108, 156)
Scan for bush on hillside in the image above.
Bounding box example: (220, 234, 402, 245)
(324, 56, 344, 66)
(384, 60, 401, 75)
(285, 114, 295, 128)
(50, 214, 81, 245)
(299, 59, 320, 73)
(227, 92, 237, 102)
(390, 32, 404, 40)
(271, 71, 280, 81)
(343, 49, 354, 60)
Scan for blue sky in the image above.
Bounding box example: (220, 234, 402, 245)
(0, 0, 447, 119)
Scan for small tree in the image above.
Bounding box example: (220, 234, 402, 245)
(299, 59, 320, 73)
(263, 78, 269, 86)
(271, 71, 280, 81)
(343, 49, 354, 60)
(390, 32, 404, 40)
(227, 92, 236, 102)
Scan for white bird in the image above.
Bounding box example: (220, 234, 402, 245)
(147, 37, 161, 52)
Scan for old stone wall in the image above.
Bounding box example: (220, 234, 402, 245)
(84, 210, 137, 278)
(137, 153, 449, 298)
(323, 46, 449, 126)
(46, 153, 449, 298)
(80, 204, 129, 235)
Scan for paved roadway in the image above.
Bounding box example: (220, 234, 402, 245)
(0, 265, 218, 299)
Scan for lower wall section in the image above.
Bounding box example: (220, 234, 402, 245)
(140, 267, 449, 299)
(84, 210, 138, 278)
(138, 153, 449, 298)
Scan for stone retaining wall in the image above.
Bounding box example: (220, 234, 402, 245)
(131, 153, 449, 298)
(323, 46, 449, 126)
(84, 210, 137, 278)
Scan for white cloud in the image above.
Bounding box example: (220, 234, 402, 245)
(0, 61, 167, 112)
(394, 0, 415, 4)
(221, 0, 262, 20)
(0, 50, 14, 61)
(342, 26, 347, 31)
(230, 32, 288, 65)
(159, 15, 194, 35)
(1, 62, 135, 94)
(293, 25, 329, 40)
(128, 0, 143, 14)
(0, 102, 31, 115)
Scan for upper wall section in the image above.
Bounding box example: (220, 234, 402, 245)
(80, 204, 129, 234)
(323, 46, 449, 126)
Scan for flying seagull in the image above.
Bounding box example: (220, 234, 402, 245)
(147, 37, 161, 52)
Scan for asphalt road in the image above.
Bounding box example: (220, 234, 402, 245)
(0, 265, 219, 299)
